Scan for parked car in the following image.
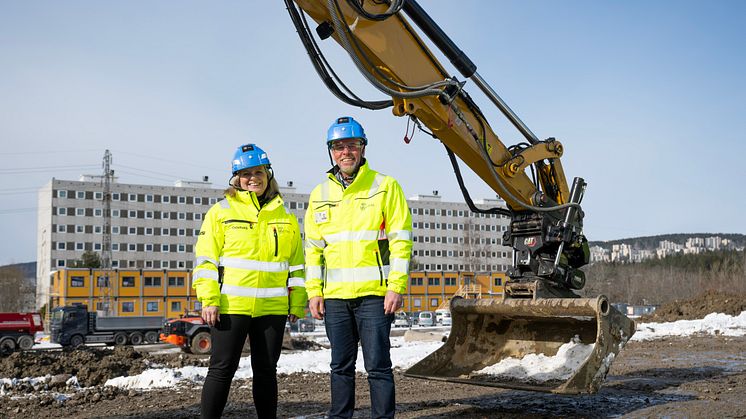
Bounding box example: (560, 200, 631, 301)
(418, 311, 435, 327)
(440, 311, 452, 326)
(393, 312, 411, 328)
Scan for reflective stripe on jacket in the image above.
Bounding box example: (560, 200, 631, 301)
(192, 191, 307, 318)
(304, 161, 412, 299)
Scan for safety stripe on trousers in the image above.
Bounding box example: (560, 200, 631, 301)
(221, 284, 288, 298)
(220, 257, 289, 272)
(325, 265, 391, 283)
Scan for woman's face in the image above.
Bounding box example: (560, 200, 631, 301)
(237, 166, 268, 195)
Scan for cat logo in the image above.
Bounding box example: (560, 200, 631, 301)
(523, 237, 537, 247)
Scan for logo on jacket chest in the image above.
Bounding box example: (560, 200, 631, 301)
(359, 202, 375, 212)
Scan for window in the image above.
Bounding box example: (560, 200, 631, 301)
(121, 302, 134, 313)
(145, 211, 153, 219)
(145, 244, 153, 252)
(112, 193, 120, 201)
(128, 193, 136, 201)
(161, 245, 169, 253)
(128, 210, 136, 218)
(161, 260, 169, 269)
(168, 277, 185, 287)
(145, 260, 153, 268)
(194, 197, 202, 205)
(145, 227, 153, 236)
(94, 225, 102, 234)
(94, 243, 101, 251)
(430, 298, 439, 307)
(413, 298, 421, 308)
(57, 207, 67, 216)
(194, 301, 202, 311)
(75, 225, 84, 233)
(178, 244, 185, 253)
(209, 198, 218, 205)
(171, 301, 182, 312)
(445, 277, 456, 286)
(75, 242, 84, 250)
(144, 276, 161, 287)
(112, 260, 119, 268)
(146, 302, 159, 312)
(178, 212, 186, 220)
(146, 194, 153, 203)
(128, 244, 136, 251)
(58, 190, 67, 198)
(494, 277, 502, 286)
(162, 212, 170, 220)
(195, 213, 202, 221)
(178, 196, 186, 204)
(178, 228, 185, 236)
(411, 277, 423, 286)
(162, 195, 170, 203)
(76, 191, 85, 199)
(94, 191, 102, 200)
(56, 242, 66, 250)
(112, 243, 119, 251)
(58, 225, 67, 233)
(128, 227, 136, 235)
(122, 276, 135, 287)
(76, 208, 85, 216)
(112, 209, 119, 217)
(428, 277, 440, 286)
(57, 259, 66, 267)
(70, 276, 84, 287)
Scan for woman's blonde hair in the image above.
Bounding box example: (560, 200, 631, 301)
(225, 166, 281, 202)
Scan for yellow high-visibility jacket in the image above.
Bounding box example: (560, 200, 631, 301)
(304, 161, 413, 299)
(192, 191, 306, 318)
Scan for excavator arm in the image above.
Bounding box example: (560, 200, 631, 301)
(285, 0, 634, 394)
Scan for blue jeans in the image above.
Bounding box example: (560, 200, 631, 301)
(324, 296, 395, 419)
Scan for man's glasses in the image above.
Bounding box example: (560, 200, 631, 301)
(330, 141, 364, 152)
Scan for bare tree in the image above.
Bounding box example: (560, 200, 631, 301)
(0, 266, 34, 312)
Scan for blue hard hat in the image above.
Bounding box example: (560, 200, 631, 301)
(326, 116, 367, 145)
(231, 144, 271, 174)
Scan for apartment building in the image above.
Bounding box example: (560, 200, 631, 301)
(36, 178, 512, 310)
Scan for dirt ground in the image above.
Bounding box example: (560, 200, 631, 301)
(2, 292, 746, 419)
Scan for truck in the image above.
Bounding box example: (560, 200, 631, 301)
(160, 315, 212, 354)
(50, 305, 163, 347)
(285, 0, 635, 394)
(0, 312, 43, 353)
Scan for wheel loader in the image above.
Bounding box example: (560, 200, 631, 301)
(284, 0, 635, 394)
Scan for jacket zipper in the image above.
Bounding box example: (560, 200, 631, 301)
(273, 227, 278, 257)
(375, 251, 383, 286)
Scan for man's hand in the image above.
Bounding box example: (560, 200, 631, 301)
(202, 305, 219, 327)
(309, 296, 325, 320)
(383, 290, 402, 315)
(288, 314, 299, 323)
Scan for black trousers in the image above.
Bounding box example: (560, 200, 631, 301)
(201, 314, 287, 419)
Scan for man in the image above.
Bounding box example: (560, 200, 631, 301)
(305, 116, 413, 418)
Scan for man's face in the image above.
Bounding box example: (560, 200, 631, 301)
(330, 138, 365, 176)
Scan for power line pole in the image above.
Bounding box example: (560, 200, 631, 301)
(100, 150, 114, 315)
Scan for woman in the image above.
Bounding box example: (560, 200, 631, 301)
(192, 143, 307, 418)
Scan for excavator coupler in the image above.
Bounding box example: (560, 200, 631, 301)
(404, 294, 635, 394)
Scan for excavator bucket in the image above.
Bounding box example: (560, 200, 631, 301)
(404, 295, 635, 394)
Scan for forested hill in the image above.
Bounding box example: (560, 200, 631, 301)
(589, 233, 746, 250)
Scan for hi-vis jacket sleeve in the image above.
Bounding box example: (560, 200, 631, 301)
(385, 179, 413, 295)
(288, 215, 308, 317)
(192, 206, 223, 307)
(304, 193, 325, 300)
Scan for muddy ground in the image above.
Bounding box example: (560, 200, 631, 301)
(2, 291, 746, 419)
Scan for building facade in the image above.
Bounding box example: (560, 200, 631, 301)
(37, 178, 513, 310)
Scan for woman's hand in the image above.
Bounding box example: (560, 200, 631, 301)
(202, 305, 220, 327)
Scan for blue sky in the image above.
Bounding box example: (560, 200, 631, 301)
(1, 1, 745, 265)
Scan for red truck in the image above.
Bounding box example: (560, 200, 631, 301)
(0, 312, 43, 353)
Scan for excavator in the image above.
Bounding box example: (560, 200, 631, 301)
(284, 0, 635, 394)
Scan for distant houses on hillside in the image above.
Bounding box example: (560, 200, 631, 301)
(590, 236, 743, 264)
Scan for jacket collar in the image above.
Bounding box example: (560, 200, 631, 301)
(327, 159, 370, 187)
